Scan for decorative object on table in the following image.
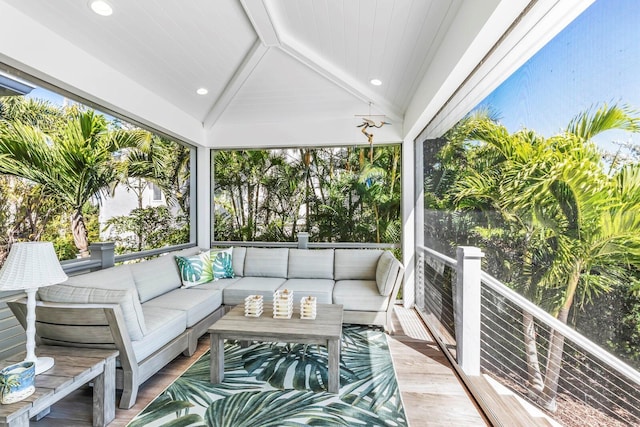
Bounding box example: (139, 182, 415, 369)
(244, 294, 263, 317)
(300, 296, 317, 319)
(0, 361, 35, 404)
(273, 289, 293, 319)
(0, 242, 68, 375)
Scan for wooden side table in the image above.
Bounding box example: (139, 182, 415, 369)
(0, 346, 118, 427)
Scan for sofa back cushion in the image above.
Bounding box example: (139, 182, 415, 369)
(334, 249, 383, 280)
(243, 248, 289, 278)
(64, 264, 137, 291)
(132, 247, 201, 303)
(287, 249, 334, 279)
(232, 247, 246, 277)
(376, 251, 402, 296)
(38, 284, 147, 341)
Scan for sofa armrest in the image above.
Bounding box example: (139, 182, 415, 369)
(7, 298, 141, 408)
(376, 251, 403, 296)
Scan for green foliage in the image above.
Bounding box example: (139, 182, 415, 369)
(213, 145, 401, 246)
(425, 102, 640, 375)
(122, 135, 191, 216)
(575, 274, 640, 368)
(43, 204, 100, 261)
(0, 102, 149, 255)
(104, 206, 188, 254)
(0, 95, 189, 261)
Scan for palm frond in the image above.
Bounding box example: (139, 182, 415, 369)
(566, 103, 640, 140)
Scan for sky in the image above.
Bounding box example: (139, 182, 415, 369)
(474, 0, 640, 155)
(27, 87, 65, 105)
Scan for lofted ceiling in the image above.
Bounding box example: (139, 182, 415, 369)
(0, 0, 535, 148)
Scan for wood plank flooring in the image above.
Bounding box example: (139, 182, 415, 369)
(32, 306, 487, 426)
(389, 306, 488, 426)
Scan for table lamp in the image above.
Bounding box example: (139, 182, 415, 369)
(0, 242, 68, 374)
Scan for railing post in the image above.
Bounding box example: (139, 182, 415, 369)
(89, 242, 115, 269)
(297, 232, 309, 249)
(455, 246, 484, 376)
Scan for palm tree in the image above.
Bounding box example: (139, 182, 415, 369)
(0, 109, 146, 257)
(0, 96, 64, 133)
(455, 118, 556, 395)
(213, 150, 282, 241)
(524, 105, 640, 411)
(122, 134, 191, 216)
(455, 104, 640, 411)
(357, 146, 401, 243)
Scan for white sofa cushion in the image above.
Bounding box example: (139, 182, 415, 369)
(232, 247, 246, 277)
(278, 279, 334, 304)
(142, 288, 223, 327)
(243, 247, 288, 278)
(333, 280, 390, 312)
(132, 247, 201, 302)
(64, 264, 137, 291)
(133, 306, 186, 362)
(38, 284, 147, 340)
(287, 249, 334, 279)
(334, 249, 383, 280)
(376, 251, 402, 296)
(223, 277, 286, 305)
(190, 277, 240, 292)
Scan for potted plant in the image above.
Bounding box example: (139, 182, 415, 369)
(0, 361, 35, 404)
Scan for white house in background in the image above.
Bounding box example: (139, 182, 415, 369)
(98, 180, 166, 241)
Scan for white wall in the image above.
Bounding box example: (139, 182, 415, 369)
(99, 181, 167, 240)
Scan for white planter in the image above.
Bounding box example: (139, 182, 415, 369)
(0, 361, 35, 405)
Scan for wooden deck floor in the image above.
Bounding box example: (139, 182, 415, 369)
(33, 306, 487, 426)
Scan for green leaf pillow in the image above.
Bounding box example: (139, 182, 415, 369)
(212, 248, 234, 280)
(176, 251, 214, 288)
(176, 248, 234, 288)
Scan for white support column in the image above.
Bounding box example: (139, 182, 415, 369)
(196, 145, 211, 248)
(89, 242, 115, 269)
(455, 246, 484, 376)
(402, 137, 416, 308)
(297, 232, 309, 249)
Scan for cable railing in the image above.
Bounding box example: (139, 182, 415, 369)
(416, 245, 640, 427)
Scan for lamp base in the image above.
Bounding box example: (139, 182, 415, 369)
(33, 356, 54, 375)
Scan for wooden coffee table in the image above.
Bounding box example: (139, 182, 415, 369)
(208, 303, 343, 393)
(0, 346, 118, 427)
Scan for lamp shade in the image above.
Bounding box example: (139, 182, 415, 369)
(0, 242, 68, 291)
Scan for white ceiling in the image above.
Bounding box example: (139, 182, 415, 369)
(0, 0, 538, 147)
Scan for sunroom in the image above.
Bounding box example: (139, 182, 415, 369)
(0, 0, 639, 426)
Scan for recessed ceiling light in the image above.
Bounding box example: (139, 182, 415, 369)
(196, 88, 209, 95)
(90, 0, 113, 16)
(370, 79, 382, 86)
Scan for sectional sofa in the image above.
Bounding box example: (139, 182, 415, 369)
(7, 246, 403, 409)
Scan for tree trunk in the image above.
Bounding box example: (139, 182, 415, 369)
(390, 146, 399, 195)
(538, 307, 569, 412)
(523, 311, 544, 397)
(538, 264, 580, 412)
(374, 204, 380, 243)
(253, 184, 260, 238)
(71, 209, 90, 258)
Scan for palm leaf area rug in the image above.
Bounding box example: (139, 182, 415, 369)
(128, 325, 407, 427)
